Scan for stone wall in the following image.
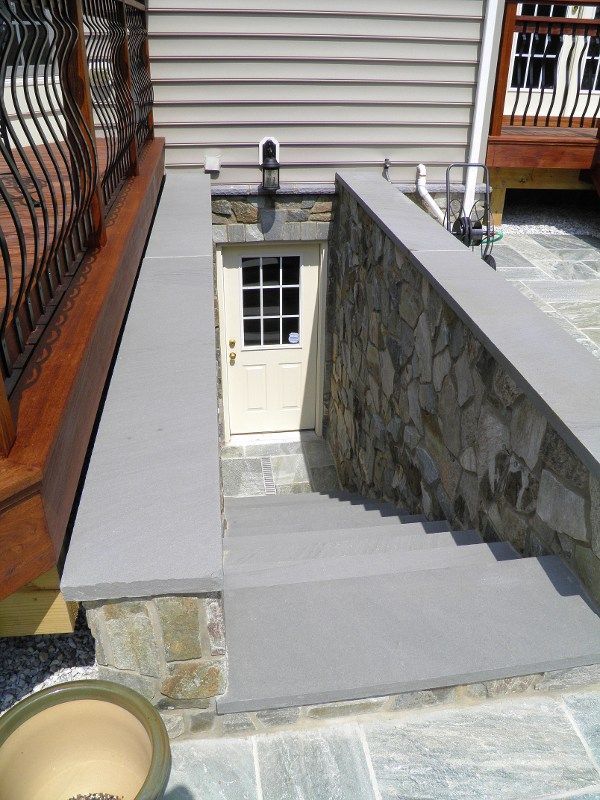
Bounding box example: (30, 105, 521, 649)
(211, 193, 334, 243)
(325, 181, 600, 603)
(86, 594, 226, 738)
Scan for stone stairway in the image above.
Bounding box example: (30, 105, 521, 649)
(218, 492, 600, 714)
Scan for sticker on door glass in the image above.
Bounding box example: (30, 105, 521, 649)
(288, 331, 300, 344)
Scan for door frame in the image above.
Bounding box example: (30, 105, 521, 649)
(215, 239, 328, 442)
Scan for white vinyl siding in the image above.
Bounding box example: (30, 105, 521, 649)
(148, 1, 484, 184)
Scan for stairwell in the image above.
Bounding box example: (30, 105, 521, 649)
(218, 491, 600, 714)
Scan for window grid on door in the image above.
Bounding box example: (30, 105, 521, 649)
(241, 256, 301, 348)
(510, 3, 568, 90)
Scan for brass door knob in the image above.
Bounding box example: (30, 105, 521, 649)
(229, 352, 237, 364)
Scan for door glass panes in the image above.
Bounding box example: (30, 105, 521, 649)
(241, 256, 301, 347)
(511, 4, 567, 89)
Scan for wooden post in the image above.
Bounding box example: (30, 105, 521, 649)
(65, 0, 107, 248)
(489, 1, 518, 137)
(0, 380, 16, 457)
(117, 0, 140, 177)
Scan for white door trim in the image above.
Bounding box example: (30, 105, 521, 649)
(215, 240, 328, 442)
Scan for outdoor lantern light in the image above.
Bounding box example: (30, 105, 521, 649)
(259, 137, 280, 192)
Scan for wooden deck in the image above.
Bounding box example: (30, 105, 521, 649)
(487, 124, 599, 169)
(0, 137, 165, 603)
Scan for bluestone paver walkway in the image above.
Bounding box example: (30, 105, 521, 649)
(494, 232, 600, 361)
(165, 689, 600, 800)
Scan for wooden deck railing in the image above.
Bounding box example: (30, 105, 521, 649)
(0, 0, 153, 455)
(487, 1, 600, 172)
(490, 1, 600, 136)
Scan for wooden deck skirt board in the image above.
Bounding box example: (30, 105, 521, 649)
(0, 138, 165, 603)
(487, 126, 598, 170)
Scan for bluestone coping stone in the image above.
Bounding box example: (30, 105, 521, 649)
(337, 171, 600, 474)
(62, 173, 222, 600)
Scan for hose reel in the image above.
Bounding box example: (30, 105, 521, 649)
(444, 163, 501, 269)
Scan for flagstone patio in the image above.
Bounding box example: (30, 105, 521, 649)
(164, 687, 600, 800)
(495, 230, 600, 361)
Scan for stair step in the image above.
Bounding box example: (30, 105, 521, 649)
(224, 525, 480, 569)
(226, 502, 430, 536)
(218, 555, 600, 713)
(225, 541, 519, 589)
(225, 492, 405, 514)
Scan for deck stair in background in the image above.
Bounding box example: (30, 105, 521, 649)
(218, 492, 600, 714)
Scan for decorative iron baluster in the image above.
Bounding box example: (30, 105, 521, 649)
(0, 0, 152, 394)
(568, 24, 590, 127)
(83, 0, 135, 208)
(556, 27, 579, 127)
(544, 30, 564, 126)
(125, 3, 153, 151)
(521, 24, 541, 125)
(510, 29, 529, 125)
(0, 0, 100, 381)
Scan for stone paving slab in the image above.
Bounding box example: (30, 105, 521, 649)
(221, 437, 339, 497)
(517, 281, 600, 303)
(256, 726, 376, 800)
(495, 233, 600, 361)
(164, 691, 600, 800)
(167, 738, 258, 800)
(564, 691, 600, 765)
(364, 697, 599, 800)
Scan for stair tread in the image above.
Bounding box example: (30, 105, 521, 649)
(218, 555, 600, 713)
(225, 524, 480, 568)
(225, 541, 519, 589)
(225, 492, 406, 513)
(226, 503, 430, 535)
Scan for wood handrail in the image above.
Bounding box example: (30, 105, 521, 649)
(516, 17, 600, 35)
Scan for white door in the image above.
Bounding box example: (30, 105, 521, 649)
(222, 244, 320, 435)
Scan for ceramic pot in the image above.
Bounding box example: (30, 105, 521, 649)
(0, 679, 171, 800)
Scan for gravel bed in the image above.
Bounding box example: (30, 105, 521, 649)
(501, 189, 600, 237)
(0, 608, 97, 714)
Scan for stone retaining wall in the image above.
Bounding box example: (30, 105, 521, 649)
(211, 194, 334, 243)
(85, 594, 226, 737)
(325, 179, 600, 603)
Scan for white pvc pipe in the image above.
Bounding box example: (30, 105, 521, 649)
(464, 0, 501, 213)
(415, 164, 445, 224)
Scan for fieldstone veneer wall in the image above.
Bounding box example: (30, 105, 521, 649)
(86, 595, 226, 738)
(211, 192, 334, 243)
(325, 172, 600, 602)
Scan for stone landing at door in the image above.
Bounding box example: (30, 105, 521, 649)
(221, 433, 340, 497)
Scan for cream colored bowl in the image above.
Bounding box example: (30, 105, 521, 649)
(0, 680, 171, 800)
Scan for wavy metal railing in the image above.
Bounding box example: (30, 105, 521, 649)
(0, 0, 152, 403)
(126, 4, 153, 152)
(493, 1, 600, 131)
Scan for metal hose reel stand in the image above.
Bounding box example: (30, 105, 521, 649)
(444, 163, 501, 269)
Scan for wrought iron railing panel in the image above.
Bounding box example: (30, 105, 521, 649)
(497, 2, 600, 130)
(0, 0, 97, 379)
(0, 0, 153, 390)
(126, 4, 153, 151)
(83, 0, 135, 208)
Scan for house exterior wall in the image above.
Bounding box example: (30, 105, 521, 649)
(148, 0, 484, 185)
